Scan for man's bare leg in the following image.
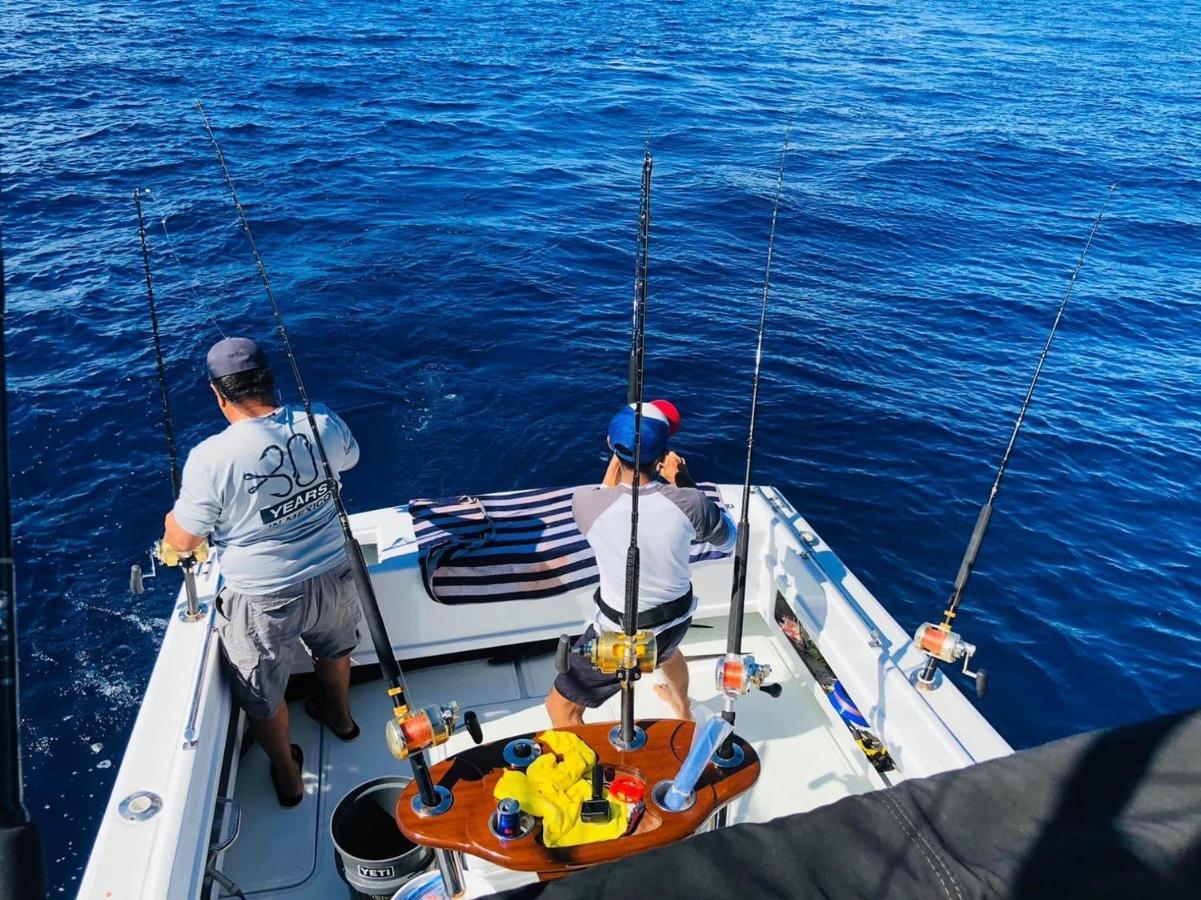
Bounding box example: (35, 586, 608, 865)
(653, 649, 692, 720)
(546, 687, 587, 728)
(313, 655, 356, 733)
(248, 702, 302, 796)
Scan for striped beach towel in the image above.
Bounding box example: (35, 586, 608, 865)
(409, 484, 731, 605)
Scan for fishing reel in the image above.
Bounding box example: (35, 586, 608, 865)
(715, 653, 781, 698)
(555, 629, 657, 677)
(129, 540, 211, 595)
(913, 622, 988, 698)
(385, 701, 483, 761)
(132, 538, 213, 593)
(154, 538, 210, 568)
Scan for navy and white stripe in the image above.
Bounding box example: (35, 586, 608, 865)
(410, 484, 731, 604)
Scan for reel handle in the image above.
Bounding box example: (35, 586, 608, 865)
(758, 683, 783, 699)
(555, 634, 571, 674)
(970, 668, 988, 699)
(464, 710, 483, 744)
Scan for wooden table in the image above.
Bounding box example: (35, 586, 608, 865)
(395, 719, 760, 878)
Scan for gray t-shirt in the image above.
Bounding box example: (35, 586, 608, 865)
(572, 482, 736, 634)
(172, 404, 359, 593)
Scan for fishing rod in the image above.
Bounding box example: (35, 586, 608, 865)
(553, 149, 658, 750)
(0, 214, 48, 899)
(914, 183, 1118, 696)
(712, 134, 790, 807)
(626, 151, 652, 405)
(614, 147, 653, 750)
(135, 189, 181, 498)
(129, 190, 207, 623)
(194, 102, 481, 838)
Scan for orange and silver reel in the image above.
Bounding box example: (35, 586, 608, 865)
(386, 701, 483, 761)
(714, 653, 779, 697)
(913, 623, 987, 697)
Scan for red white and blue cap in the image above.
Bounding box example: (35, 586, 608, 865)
(608, 399, 681, 463)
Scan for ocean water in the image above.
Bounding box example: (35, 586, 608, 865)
(3, 0, 1200, 890)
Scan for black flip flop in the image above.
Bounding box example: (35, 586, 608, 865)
(269, 743, 304, 808)
(304, 694, 361, 742)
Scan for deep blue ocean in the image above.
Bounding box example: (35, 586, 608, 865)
(3, 0, 1200, 891)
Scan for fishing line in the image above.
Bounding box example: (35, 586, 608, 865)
(139, 189, 227, 337)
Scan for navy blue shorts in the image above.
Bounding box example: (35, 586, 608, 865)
(552, 617, 691, 708)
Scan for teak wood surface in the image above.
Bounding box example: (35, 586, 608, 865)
(394, 719, 760, 875)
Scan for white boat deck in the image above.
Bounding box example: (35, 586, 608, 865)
(81, 484, 1011, 899)
(222, 613, 887, 897)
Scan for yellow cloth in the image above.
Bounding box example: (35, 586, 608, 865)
(493, 730, 629, 847)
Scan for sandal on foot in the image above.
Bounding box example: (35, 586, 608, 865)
(269, 743, 304, 808)
(304, 694, 361, 742)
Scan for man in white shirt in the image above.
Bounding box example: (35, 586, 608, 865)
(546, 404, 736, 727)
(161, 337, 362, 807)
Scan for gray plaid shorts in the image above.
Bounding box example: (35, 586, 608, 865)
(215, 559, 362, 718)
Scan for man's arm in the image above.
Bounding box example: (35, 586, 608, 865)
(662, 455, 737, 553)
(331, 411, 360, 472)
(163, 511, 207, 553)
(163, 449, 218, 552)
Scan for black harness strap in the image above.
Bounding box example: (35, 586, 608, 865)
(595, 587, 693, 631)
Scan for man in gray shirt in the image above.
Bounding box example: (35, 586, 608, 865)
(546, 404, 736, 727)
(161, 337, 362, 807)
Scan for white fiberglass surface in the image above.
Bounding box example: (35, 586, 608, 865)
(221, 614, 882, 898)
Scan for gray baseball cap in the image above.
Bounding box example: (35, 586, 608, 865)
(207, 337, 269, 379)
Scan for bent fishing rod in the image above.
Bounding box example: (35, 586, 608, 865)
(0, 213, 48, 900)
(914, 183, 1118, 695)
(129, 189, 209, 622)
(195, 101, 481, 817)
(712, 134, 789, 793)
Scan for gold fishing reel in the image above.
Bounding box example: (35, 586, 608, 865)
(556, 628, 657, 676)
(154, 538, 210, 568)
(131, 539, 212, 595)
